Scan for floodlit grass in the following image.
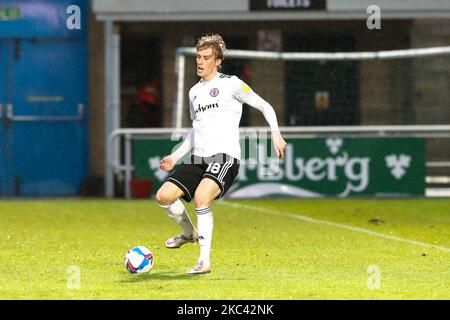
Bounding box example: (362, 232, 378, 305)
(0, 198, 448, 299)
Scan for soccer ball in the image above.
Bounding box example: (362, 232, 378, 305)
(124, 246, 154, 274)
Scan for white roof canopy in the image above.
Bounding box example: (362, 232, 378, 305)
(92, 0, 450, 21)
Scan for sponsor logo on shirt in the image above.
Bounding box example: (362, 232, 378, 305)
(195, 102, 219, 114)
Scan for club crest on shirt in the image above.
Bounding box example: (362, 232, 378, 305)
(210, 88, 219, 97)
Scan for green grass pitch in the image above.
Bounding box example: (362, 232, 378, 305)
(0, 198, 449, 299)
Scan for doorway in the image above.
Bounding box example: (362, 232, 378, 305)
(121, 35, 163, 128)
(0, 38, 88, 196)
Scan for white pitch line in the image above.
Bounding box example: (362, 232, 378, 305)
(218, 201, 450, 254)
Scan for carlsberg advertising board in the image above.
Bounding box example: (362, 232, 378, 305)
(132, 137, 425, 197)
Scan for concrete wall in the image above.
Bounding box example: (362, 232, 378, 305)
(411, 19, 450, 124)
(410, 19, 450, 175)
(358, 20, 412, 124)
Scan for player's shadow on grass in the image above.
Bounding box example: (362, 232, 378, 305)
(119, 271, 205, 283)
(120, 271, 247, 283)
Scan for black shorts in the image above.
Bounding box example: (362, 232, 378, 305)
(166, 153, 240, 202)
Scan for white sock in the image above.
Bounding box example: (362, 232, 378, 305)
(159, 199, 195, 238)
(196, 207, 213, 267)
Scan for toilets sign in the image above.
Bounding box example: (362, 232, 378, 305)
(250, 0, 327, 11)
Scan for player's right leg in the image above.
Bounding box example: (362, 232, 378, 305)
(155, 182, 197, 248)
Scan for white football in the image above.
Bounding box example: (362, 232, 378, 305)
(124, 246, 154, 274)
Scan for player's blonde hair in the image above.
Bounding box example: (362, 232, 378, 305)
(195, 34, 227, 61)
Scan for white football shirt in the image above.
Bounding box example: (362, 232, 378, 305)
(173, 72, 280, 161)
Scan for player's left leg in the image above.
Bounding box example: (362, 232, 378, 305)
(186, 178, 221, 275)
(157, 158, 204, 249)
(156, 181, 197, 248)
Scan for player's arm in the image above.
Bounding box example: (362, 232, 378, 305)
(160, 129, 193, 171)
(233, 80, 287, 159)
